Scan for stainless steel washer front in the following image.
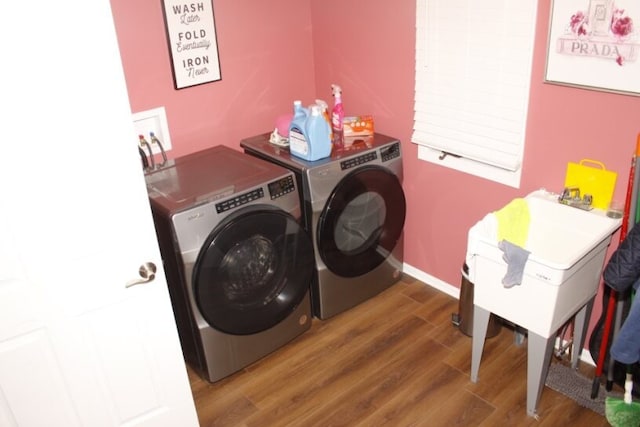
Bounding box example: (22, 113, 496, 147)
(147, 145, 314, 382)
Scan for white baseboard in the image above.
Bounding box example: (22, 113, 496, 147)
(402, 262, 596, 366)
(402, 262, 460, 299)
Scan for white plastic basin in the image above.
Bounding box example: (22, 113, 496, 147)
(525, 191, 622, 271)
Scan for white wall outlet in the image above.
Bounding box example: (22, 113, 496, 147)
(132, 106, 172, 155)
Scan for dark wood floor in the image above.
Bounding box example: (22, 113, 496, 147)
(187, 275, 610, 426)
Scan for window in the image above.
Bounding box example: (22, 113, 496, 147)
(413, 0, 538, 188)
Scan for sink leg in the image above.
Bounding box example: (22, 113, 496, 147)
(527, 332, 554, 417)
(571, 298, 594, 369)
(471, 305, 490, 383)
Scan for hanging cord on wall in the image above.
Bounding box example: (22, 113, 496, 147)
(139, 134, 155, 171)
(138, 146, 149, 170)
(149, 131, 168, 168)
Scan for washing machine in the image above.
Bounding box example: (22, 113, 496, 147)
(241, 133, 406, 319)
(145, 145, 315, 383)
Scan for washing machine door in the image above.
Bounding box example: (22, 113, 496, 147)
(317, 165, 406, 278)
(192, 205, 314, 335)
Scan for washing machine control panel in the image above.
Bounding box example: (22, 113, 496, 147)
(268, 175, 295, 199)
(381, 142, 401, 162)
(341, 151, 378, 170)
(215, 188, 264, 213)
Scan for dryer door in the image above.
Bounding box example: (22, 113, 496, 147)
(317, 165, 406, 278)
(192, 205, 314, 335)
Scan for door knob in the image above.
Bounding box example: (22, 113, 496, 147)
(125, 262, 157, 288)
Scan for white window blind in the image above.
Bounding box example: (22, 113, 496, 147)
(413, 0, 538, 186)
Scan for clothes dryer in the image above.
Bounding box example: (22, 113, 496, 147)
(241, 133, 406, 319)
(146, 145, 314, 382)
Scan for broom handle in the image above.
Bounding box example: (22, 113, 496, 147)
(621, 155, 635, 239)
(607, 297, 627, 388)
(593, 291, 618, 384)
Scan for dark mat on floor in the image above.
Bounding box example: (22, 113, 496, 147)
(545, 363, 623, 416)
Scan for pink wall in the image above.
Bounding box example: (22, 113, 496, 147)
(110, 0, 317, 157)
(309, 0, 640, 338)
(111, 0, 640, 342)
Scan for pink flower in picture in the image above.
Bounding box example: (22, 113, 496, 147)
(570, 11, 585, 29)
(611, 8, 634, 39)
(569, 11, 590, 37)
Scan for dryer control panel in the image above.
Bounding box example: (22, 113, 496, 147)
(341, 151, 377, 170)
(381, 142, 401, 162)
(268, 175, 295, 199)
(215, 188, 264, 213)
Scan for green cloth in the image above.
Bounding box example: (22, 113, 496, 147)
(606, 395, 640, 427)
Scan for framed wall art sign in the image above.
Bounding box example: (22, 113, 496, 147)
(162, 0, 221, 89)
(545, 0, 640, 96)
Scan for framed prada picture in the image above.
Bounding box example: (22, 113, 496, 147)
(545, 0, 640, 96)
(162, 0, 222, 89)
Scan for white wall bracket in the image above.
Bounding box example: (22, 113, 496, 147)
(132, 106, 172, 155)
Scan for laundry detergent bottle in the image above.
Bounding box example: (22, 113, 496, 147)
(303, 104, 332, 161)
(289, 100, 310, 158)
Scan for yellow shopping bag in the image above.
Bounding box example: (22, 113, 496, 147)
(564, 159, 617, 210)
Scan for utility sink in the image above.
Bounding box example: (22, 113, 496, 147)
(467, 189, 621, 337)
(467, 189, 621, 417)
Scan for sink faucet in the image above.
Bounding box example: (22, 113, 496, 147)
(558, 186, 593, 210)
(560, 186, 580, 202)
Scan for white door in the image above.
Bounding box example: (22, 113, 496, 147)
(0, 1, 199, 426)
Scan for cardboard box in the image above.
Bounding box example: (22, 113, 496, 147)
(343, 115, 374, 136)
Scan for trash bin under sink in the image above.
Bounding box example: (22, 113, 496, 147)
(457, 262, 501, 338)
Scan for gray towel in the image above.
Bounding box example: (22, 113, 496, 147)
(498, 240, 530, 288)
